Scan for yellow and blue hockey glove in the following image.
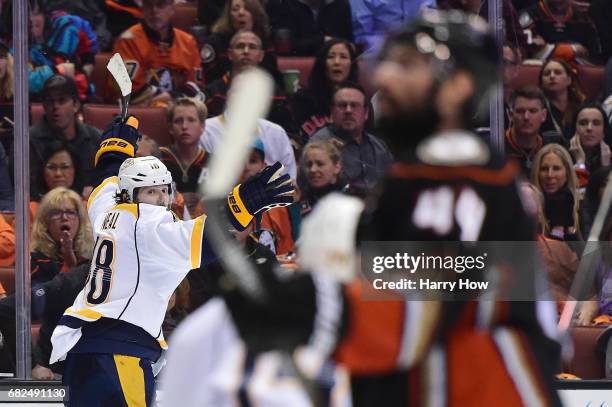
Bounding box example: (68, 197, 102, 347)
(94, 116, 140, 183)
(226, 162, 295, 231)
(95, 115, 140, 166)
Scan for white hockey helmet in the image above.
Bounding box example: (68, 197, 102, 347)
(117, 156, 173, 203)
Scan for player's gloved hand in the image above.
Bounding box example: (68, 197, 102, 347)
(95, 115, 140, 166)
(226, 162, 295, 230)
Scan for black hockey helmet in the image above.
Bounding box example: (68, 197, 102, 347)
(379, 9, 499, 123)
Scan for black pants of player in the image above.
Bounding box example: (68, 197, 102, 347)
(63, 353, 155, 407)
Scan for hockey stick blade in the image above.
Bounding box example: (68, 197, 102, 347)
(203, 68, 274, 199)
(200, 68, 274, 302)
(107, 53, 132, 121)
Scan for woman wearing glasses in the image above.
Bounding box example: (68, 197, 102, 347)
(30, 187, 92, 286)
(32, 140, 85, 206)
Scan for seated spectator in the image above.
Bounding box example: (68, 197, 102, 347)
(160, 97, 211, 218)
(30, 75, 101, 200)
(589, 0, 612, 62)
(266, 0, 353, 56)
(203, 0, 282, 86)
(569, 103, 611, 186)
(579, 166, 611, 239)
(238, 138, 266, 184)
(520, 182, 579, 309)
(201, 94, 297, 179)
(539, 58, 586, 140)
(505, 86, 566, 175)
(503, 43, 521, 127)
(43, 0, 111, 51)
(203, 30, 294, 133)
(30, 187, 93, 287)
(0, 142, 12, 211)
(111, 0, 202, 107)
(31, 141, 85, 204)
(350, 0, 434, 54)
(312, 82, 392, 190)
(300, 139, 347, 213)
(0, 212, 15, 267)
(440, 0, 528, 58)
(519, 0, 601, 64)
(28, 0, 98, 101)
(531, 143, 581, 241)
(572, 216, 612, 326)
(292, 39, 363, 142)
(241, 138, 299, 255)
(0, 39, 12, 110)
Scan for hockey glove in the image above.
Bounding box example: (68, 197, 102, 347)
(94, 115, 140, 166)
(226, 162, 295, 230)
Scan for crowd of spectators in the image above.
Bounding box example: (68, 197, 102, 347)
(0, 0, 611, 380)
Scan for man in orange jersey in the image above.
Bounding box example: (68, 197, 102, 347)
(168, 10, 564, 407)
(111, 0, 203, 105)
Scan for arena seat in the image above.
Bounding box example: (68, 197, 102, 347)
(564, 326, 606, 379)
(509, 64, 541, 91)
(171, 4, 198, 32)
(577, 65, 605, 101)
(30, 103, 44, 124)
(0, 267, 14, 295)
(277, 57, 374, 95)
(83, 104, 171, 146)
(92, 53, 113, 103)
(277, 57, 314, 89)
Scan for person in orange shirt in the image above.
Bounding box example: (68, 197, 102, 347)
(111, 0, 203, 106)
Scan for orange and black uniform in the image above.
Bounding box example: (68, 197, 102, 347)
(111, 22, 202, 103)
(334, 148, 562, 406)
(520, 0, 601, 62)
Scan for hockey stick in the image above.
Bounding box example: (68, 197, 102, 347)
(106, 53, 132, 122)
(200, 68, 274, 301)
(558, 172, 612, 335)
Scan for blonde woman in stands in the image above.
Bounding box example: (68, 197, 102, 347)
(30, 187, 92, 287)
(531, 143, 581, 241)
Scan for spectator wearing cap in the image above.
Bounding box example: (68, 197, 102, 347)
(312, 81, 392, 191)
(111, 0, 203, 107)
(505, 86, 568, 176)
(160, 97, 211, 218)
(238, 138, 267, 183)
(203, 30, 296, 135)
(29, 75, 101, 200)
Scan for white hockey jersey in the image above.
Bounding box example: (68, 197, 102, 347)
(159, 298, 352, 407)
(50, 176, 208, 364)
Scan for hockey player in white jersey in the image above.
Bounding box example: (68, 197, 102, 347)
(49, 116, 294, 407)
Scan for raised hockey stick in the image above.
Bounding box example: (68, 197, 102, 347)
(200, 68, 274, 301)
(106, 53, 132, 122)
(558, 172, 612, 335)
